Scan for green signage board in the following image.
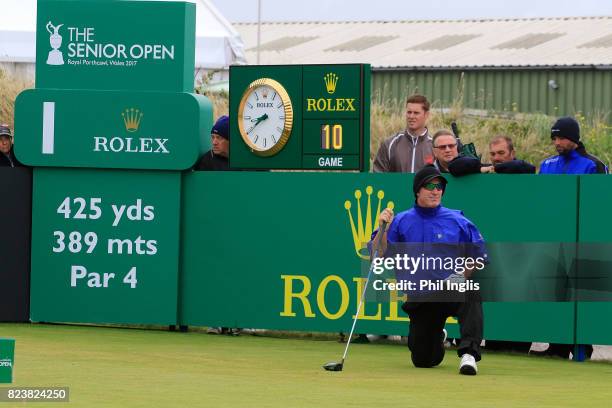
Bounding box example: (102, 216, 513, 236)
(229, 64, 370, 171)
(14, 89, 211, 170)
(30, 168, 181, 325)
(22, 0, 211, 326)
(179, 172, 577, 343)
(0, 339, 14, 384)
(36, 0, 195, 92)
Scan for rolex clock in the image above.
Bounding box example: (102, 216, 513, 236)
(238, 78, 294, 157)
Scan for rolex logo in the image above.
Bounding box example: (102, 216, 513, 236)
(324, 73, 339, 94)
(122, 108, 143, 132)
(344, 186, 394, 260)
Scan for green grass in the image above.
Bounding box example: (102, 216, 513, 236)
(1, 324, 612, 407)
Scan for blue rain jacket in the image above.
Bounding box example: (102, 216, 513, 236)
(540, 147, 608, 174)
(374, 204, 487, 284)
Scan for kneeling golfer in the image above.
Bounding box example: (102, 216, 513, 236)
(372, 165, 487, 375)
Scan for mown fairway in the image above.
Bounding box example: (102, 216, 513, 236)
(1, 323, 611, 407)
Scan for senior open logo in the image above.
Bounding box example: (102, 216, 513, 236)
(46, 21, 65, 66)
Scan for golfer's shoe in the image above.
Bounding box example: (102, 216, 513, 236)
(459, 353, 478, 375)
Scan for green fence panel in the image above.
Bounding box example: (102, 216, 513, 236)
(179, 173, 578, 342)
(577, 175, 612, 345)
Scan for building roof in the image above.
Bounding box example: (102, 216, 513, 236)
(234, 17, 612, 69)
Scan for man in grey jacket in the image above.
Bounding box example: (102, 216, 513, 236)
(373, 94, 433, 173)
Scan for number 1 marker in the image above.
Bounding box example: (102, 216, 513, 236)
(42, 101, 55, 154)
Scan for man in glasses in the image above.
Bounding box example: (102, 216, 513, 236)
(373, 94, 433, 173)
(372, 165, 487, 375)
(431, 130, 459, 173)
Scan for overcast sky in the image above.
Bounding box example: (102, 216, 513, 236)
(209, 0, 612, 22)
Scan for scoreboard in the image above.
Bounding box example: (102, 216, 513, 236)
(229, 64, 370, 171)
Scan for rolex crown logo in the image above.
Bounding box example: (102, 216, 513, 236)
(324, 72, 339, 94)
(262, 88, 269, 98)
(344, 186, 394, 260)
(122, 108, 143, 132)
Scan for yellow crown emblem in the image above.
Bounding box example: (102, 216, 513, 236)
(262, 88, 269, 98)
(122, 108, 143, 132)
(324, 72, 339, 94)
(344, 186, 394, 260)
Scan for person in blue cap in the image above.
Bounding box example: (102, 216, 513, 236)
(539, 117, 608, 174)
(194, 115, 230, 171)
(372, 165, 487, 375)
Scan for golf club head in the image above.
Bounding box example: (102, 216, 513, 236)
(323, 362, 343, 372)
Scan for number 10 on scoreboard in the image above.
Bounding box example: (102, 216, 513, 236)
(321, 124, 343, 150)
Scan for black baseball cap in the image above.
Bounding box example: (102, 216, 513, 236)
(413, 165, 447, 197)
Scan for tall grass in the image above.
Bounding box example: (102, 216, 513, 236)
(1, 69, 609, 167)
(196, 88, 229, 119)
(0, 68, 230, 128)
(0, 69, 32, 128)
(371, 86, 611, 167)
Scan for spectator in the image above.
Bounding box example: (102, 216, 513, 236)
(193, 114, 240, 335)
(484, 135, 535, 173)
(449, 135, 535, 176)
(373, 94, 433, 173)
(432, 130, 459, 173)
(0, 124, 22, 168)
(194, 115, 230, 171)
(532, 117, 606, 359)
(539, 117, 608, 174)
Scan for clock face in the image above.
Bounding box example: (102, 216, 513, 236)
(238, 78, 293, 157)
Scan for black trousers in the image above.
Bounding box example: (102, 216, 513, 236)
(402, 290, 483, 368)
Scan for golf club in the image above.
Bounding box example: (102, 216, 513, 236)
(323, 222, 388, 372)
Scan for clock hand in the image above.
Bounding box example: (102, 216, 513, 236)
(250, 113, 268, 122)
(246, 113, 269, 134)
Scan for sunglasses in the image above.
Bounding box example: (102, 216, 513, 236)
(434, 143, 457, 150)
(423, 182, 444, 191)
